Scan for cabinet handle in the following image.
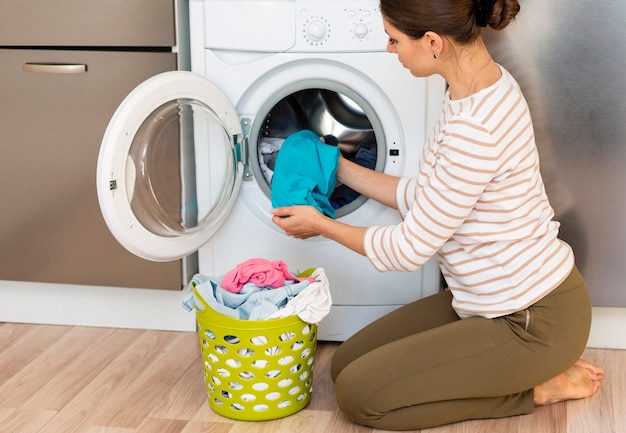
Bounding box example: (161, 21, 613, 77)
(22, 63, 88, 74)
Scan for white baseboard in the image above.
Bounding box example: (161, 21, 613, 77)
(1, 280, 624, 349)
(587, 307, 626, 349)
(0, 280, 196, 332)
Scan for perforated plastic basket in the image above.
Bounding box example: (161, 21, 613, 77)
(193, 285, 318, 421)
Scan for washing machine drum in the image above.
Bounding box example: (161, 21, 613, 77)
(256, 88, 378, 212)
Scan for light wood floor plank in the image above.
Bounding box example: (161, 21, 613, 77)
(518, 404, 567, 433)
(0, 407, 16, 424)
(0, 324, 68, 385)
(75, 330, 180, 430)
(0, 326, 113, 408)
(93, 332, 199, 429)
(21, 328, 147, 412)
(0, 409, 57, 433)
(147, 353, 206, 421)
(308, 342, 340, 412)
(611, 350, 626, 431)
(83, 427, 134, 433)
(274, 409, 335, 433)
(133, 417, 189, 433)
(567, 349, 617, 433)
(327, 409, 375, 432)
(189, 400, 229, 424)
(0, 323, 622, 433)
(179, 420, 233, 433)
(36, 329, 168, 432)
(0, 324, 37, 353)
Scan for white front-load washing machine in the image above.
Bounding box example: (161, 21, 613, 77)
(97, 0, 445, 341)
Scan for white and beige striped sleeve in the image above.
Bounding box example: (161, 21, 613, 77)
(364, 112, 499, 272)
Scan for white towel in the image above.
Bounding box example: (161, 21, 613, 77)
(267, 267, 332, 324)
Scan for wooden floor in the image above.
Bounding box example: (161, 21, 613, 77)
(0, 322, 623, 433)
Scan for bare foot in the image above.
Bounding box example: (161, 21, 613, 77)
(534, 359, 605, 406)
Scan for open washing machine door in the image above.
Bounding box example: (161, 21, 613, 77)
(97, 71, 243, 261)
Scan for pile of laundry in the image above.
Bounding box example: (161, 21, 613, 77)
(182, 258, 332, 324)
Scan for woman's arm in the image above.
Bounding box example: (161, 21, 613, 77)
(337, 156, 401, 210)
(270, 148, 400, 255)
(271, 206, 368, 256)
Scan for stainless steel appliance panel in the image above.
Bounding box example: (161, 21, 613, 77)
(485, 0, 626, 306)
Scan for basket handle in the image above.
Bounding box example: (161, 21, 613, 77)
(297, 268, 316, 278)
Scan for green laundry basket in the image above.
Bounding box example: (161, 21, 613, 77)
(192, 284, 318, 421)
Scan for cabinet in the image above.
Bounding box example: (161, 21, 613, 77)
(0, 0, 191, 290)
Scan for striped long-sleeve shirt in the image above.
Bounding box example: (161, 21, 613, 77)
(364, 66, 574, 318)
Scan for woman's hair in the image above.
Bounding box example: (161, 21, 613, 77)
(380, 0, 520, 44)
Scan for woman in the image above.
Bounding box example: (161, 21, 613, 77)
(272, 0, 604, 429)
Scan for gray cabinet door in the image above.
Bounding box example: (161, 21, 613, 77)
(0, 0, 175, 46)
(0, 49, 185, 289)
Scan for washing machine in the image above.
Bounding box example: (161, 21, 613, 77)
(96, 0, 445, 341)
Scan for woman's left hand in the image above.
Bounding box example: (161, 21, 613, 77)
(271, 205, 326, 239)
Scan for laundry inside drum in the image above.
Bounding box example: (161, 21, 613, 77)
(257, 89, 379, 215)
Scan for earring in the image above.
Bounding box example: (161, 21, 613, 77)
(433, 52, 439, 59)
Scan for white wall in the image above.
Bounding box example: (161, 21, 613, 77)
(1, 280, 625, 349)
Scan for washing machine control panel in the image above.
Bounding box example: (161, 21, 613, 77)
(294, 1, 386, 52)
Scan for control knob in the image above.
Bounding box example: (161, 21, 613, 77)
(353, 23, 369, 39)
(306, 20, 327, 42)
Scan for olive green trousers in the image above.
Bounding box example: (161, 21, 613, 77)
(331, 266, 591, 430)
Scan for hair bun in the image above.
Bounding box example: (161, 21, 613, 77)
(475, 0, 496, 27)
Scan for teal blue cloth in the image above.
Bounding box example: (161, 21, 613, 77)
(271, 130, 340, 218)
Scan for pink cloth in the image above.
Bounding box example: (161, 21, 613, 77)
(221, 258, 311, 294)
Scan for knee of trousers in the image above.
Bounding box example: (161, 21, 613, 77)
(334, 370, 382, 426)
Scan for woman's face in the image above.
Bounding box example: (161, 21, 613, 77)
(383, 18, 431, 77)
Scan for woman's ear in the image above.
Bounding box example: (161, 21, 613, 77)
(423, 31, 444, 58)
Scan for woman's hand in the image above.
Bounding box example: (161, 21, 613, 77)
(271, 205, 326, 239)
(271, 205, 368, 255)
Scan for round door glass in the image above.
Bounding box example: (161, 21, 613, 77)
(126, 98, 238, 237)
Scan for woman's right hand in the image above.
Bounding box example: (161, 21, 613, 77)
(271, 204, 368, 255)
(271, 205, 326, 239)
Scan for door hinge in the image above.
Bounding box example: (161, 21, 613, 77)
(240, 118, 253, 181)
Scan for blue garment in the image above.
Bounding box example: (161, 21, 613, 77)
(271, 129, 340, 218)
(182, 274, 311, 321)
(330, 145, 378, 208)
